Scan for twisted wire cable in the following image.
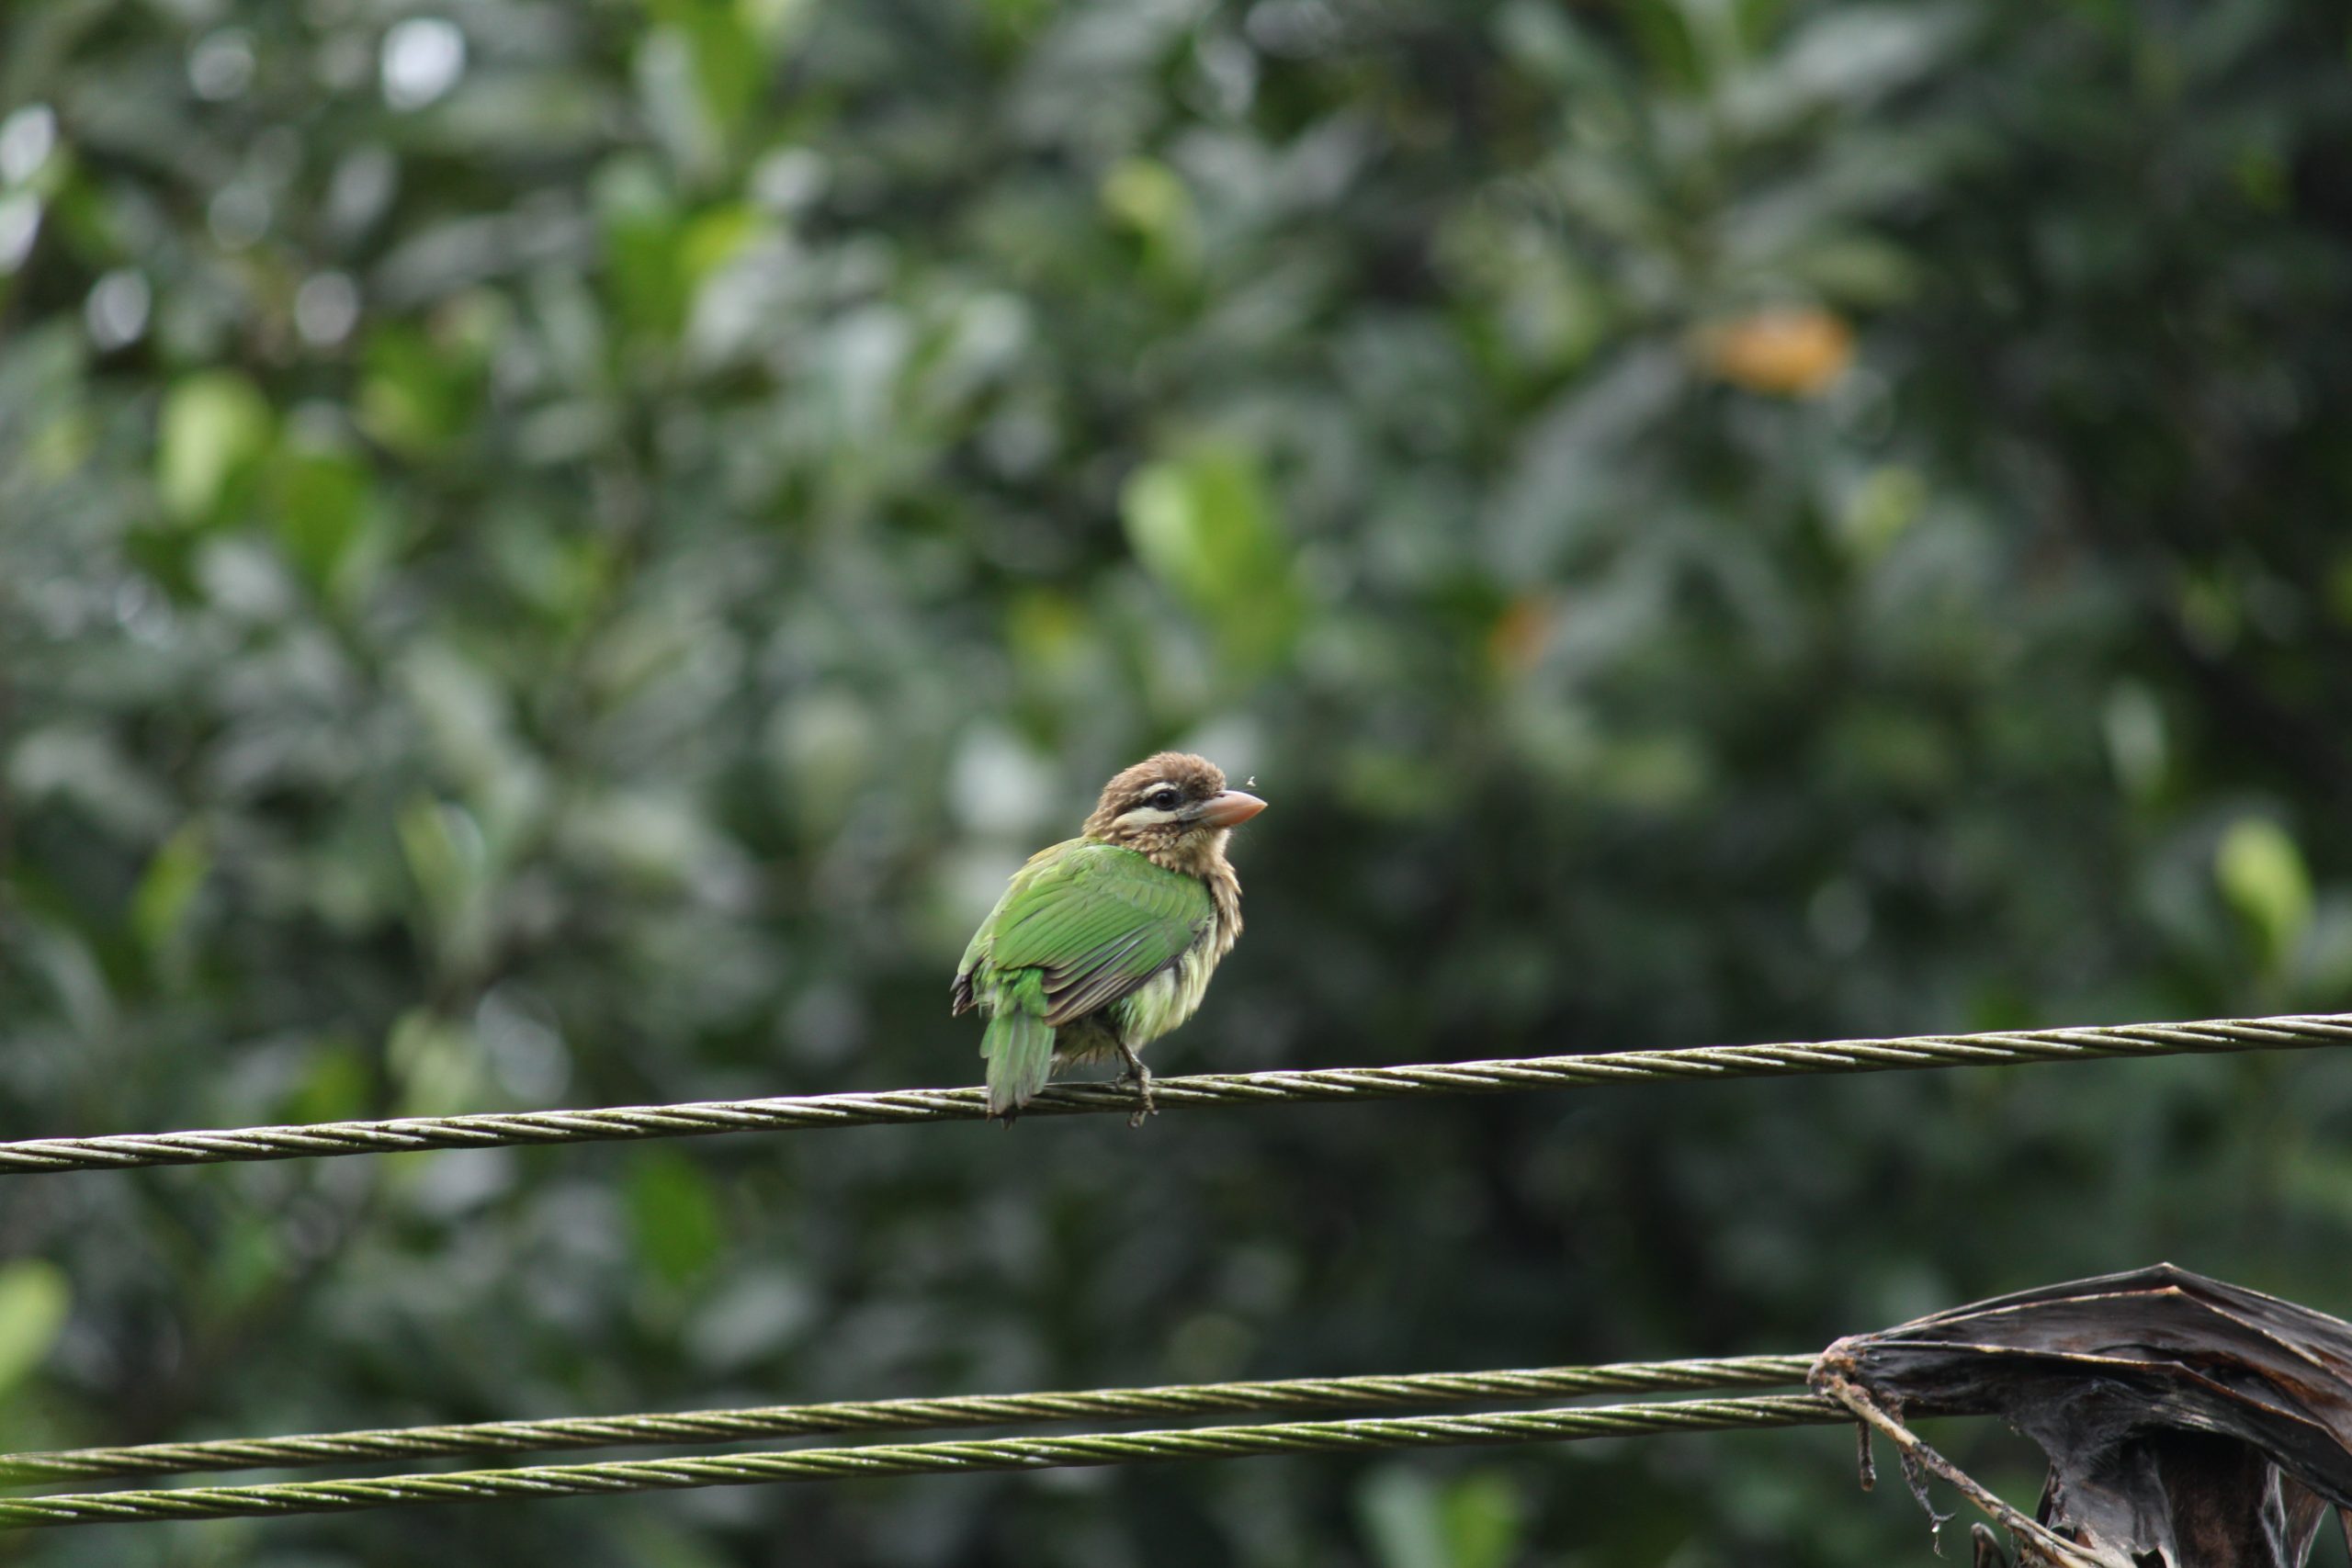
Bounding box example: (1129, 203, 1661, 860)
(0, 1355, 1815, 1484)
(0, 1012, 2341, 1177)
(0, 1393, 1845, 1529)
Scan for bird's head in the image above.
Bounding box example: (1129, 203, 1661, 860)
(1081, 752, 1266, 872)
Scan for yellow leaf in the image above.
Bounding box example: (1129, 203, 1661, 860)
(1487, 594, 1556, 675)
(1695, 306, 1854, 397)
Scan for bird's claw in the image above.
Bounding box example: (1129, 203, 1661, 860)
(1120, 1059, 1157, 1128)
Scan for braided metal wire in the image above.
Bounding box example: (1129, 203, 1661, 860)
(0, 1355, 1815, 1484)
(0, 1394, 1844, 1529)
(1, 1013, 2342, 1177)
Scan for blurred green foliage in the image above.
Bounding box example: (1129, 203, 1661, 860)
(6, 0, 2352, 1563)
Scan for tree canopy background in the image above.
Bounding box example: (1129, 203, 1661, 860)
(6, 0, 2352, 1563)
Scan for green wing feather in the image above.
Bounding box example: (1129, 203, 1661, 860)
(953, 840, 1214, 1117)
(958, 840, 1214, 1027)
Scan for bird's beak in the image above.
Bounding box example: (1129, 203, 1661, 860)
(1189, 790, 1267, 829)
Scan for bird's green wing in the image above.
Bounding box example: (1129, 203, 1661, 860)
(966, 840, 1213, 1027)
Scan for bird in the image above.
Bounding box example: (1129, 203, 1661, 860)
(952, 752, 1266, 1124)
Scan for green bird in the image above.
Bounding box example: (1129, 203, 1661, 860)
(953, 752, 1266, 1122)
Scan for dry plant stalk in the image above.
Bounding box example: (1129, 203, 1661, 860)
(1813, 1265, 2352, 1567)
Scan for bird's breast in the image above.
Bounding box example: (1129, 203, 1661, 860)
(1115, 919, 1223, 1046)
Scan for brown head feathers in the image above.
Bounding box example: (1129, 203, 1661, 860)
(1080, 752, 1265, 879)
(1085, 752, 1226, 833)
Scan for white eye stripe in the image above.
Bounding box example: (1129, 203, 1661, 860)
(1112, 806, 1183, 829)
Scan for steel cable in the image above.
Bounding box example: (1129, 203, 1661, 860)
(0, 1013, 2341, 1176)
(0, 1355, 1815, 1484)
(0, 1394, 1846, 1529)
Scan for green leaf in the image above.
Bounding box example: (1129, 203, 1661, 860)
(200, 1214, 289, 1319)
(1438, 1472, 1524, 1568)
(0, 1261, 70, 1402)
(398, 795, 487, 949)
(157, 371, 273, 524)
(1493, 1, 1613, 88)
(386, 1008, 490, 1118)
(1357, 1465, 1448, 1568)
(626, 1150, 724, 1285)
(130, 819, 209, 956)
(679, 203, 765, 286)
(603, 169, 691, 340)
(678, 6, 760, 141)
(2216, 817, 2312, 966)
(1836, 465, 1927, 561)
(286, 1037, 374, 1124)
(272, 443, 371, 589)
(1101, 157, 1199, 280)
(357, 325, 484, 459)
(1120, 442, 1303, 674)
(2102, 683, 2166, 800)
(1357, 1467, 1525, 1568)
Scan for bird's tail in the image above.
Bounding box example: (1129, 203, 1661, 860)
(980, 985, 1056, 1122)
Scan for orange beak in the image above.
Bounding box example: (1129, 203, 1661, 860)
(1191, 790, 1267, 829)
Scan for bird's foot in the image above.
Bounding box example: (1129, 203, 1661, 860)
(1116, 1047, 1156, 1128)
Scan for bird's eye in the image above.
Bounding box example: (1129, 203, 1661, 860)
(1148, 786, 1182, 810)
